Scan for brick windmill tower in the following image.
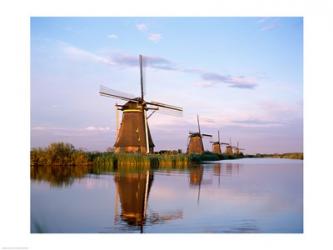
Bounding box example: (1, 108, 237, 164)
(225, 138, 234, 156)
(233, 141, 245, 156)
(210, 130, 229, 154)
(100, 55, 183, 154)
(187, 115, 212, 154)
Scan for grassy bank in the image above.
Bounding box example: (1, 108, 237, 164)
(189, 151, 245, 162)
(30, 143, 249, 173)
(253, 152, 303, 160)
(31, 143, 191, 169)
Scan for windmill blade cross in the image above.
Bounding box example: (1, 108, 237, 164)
(99, 85, 138, 102)
(201, 133, 213, 137)
(146, 101, 183, 112)
(152, 106, 183, 117)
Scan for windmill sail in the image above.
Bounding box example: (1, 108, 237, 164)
(99, 85, 137, 102)
(197, 115, 201, 134)
(148, 105, 183, 117)
(139, 55, 150, 153)
(140, 55, 145, 99)
(146, 101, 183, 112)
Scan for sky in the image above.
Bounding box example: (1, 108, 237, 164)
(30, 17, 303, 154)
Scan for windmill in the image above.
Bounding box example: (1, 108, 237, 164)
(233, 141, 245, 156)
(187, 115, 212, 154)
(100, 55, 183, 154)
(210, 130, 229, 154)
(225, 138, 234, 156)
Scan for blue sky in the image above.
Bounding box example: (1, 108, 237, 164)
(31, 17, 303, 154)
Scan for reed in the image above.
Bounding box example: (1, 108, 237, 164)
(90, 153, 115, 174)
(31, 142, 227, 172)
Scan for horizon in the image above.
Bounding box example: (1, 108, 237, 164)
(31, 17, 303, 154)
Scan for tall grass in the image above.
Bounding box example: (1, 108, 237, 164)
(31, 142, 89, 166)
(150, 153, 189, 168)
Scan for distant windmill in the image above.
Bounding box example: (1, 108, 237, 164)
(187, 115, 212, 154)
(100, 55, 183, 154)
(225, 138, 234, 156)
(210, 130, 229, 154)
(233, 141, 245, 156)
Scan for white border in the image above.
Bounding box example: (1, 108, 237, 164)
(1, 0, 333, 249)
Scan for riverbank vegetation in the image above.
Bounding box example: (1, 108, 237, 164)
(253, 152, 303, 160)
(30, 143, 303, 187)
(31, 142, 192, 169)
(31, 142, 89, 166)
(31, 142, 248, 170)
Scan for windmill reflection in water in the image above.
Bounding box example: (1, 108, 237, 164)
(113, 168, 183, 233)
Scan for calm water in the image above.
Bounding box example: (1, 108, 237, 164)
(31, 158, 303, 233)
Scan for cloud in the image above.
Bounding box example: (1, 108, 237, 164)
(135, 23, 162, 43)
(260, 23, 279, 31)
(232, 119, 282, 126)
(107, 34, 118, 39)
(145, 55, 176, 70)
(182, 67, 205, 74)
(136, 23, 148, 31)
(225, 101, 302, 128)
(60, 41, 258, 90)
(62, 43, 114, 65)
(201, 73, 257, 89)
(258, 100, 303, 123)
(112, 53, 176, 70)
(258, 17, 280, 31)
(194, 81, 216, 88)
(257, 17, 269, 23)
(148, 33, 162, 42)
(229, 83, 257, 89)
(61, 43, 175, 71)
(85, 126, 111, 131)
(32, 126, 112, 133)
(201, 118, 216, 124)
